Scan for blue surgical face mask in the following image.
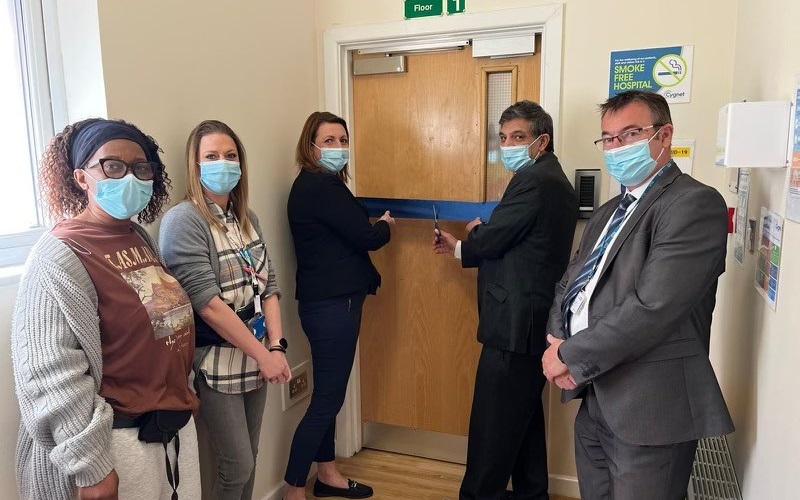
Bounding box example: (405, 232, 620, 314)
(500, 135, 543, 173)
(87, 172, 153, 220)
(199, 160, 241, 195)
(603, 129, 665, 187)
(313, 144, 349, 173)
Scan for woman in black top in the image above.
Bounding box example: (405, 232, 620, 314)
(284, 112, 393, 500)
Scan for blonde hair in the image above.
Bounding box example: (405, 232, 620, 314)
(184, 120, 251, 233)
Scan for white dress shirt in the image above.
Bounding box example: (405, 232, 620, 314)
(569, 172, 661, 336)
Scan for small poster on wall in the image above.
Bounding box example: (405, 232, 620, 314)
(754, 207, 784, 310)
(607, 139, 696, 199)
(609, 46, 694, 103)
(786, 74, 800, 223)
(734, 169, 750, 266)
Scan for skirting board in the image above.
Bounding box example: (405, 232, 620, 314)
(363, 422, 468, 464)
(548, 473, 580, 498)
(259, 463, 317, 500)
(260, 482, 285, 500)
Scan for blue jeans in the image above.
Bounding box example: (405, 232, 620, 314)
(284, 292, 366, 486)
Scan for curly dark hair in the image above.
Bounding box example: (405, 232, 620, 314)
(39, 118, 172, 224)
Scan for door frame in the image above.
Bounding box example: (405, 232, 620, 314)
(323, 4, 565, 457)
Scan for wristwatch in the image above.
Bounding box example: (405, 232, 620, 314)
(268, 338, 288, 353)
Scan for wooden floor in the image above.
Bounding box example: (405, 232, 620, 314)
(306, 449, 577, 500)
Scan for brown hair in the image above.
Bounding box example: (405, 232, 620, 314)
(38, 118, 171, 224)
(295, 111, 350, 182)
(599, 90, 673, 126)
(184, 120, 251, 233)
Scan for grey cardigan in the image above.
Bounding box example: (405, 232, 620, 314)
(158, 200, 280, 315)
(11, 224, 162, 499)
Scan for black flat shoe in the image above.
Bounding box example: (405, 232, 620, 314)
(313, 478, 374, 499)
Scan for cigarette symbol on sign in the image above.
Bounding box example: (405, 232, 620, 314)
(653, 54, 688, 87)
(657, 59, 683, 76)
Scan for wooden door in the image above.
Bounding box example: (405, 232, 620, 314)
(353, 40, 541, 449)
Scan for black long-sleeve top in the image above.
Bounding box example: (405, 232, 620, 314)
(287, 170, 391, 302)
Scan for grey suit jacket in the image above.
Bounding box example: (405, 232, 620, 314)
(548, 162, 734, 446)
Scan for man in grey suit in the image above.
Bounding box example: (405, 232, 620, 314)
(542, 90, 734, 500)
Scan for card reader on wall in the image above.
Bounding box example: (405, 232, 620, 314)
(715, 101, 792, 168)
(574, 169, 601, 219)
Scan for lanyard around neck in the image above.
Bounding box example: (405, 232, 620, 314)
(223, 211, 266, 315)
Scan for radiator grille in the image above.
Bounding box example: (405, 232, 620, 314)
(687, 436, 742, 500)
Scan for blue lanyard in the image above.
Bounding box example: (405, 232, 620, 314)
(584, 163, 672, 280)
(225, 213, 263, 315)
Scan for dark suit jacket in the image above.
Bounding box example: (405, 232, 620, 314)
(548, 162, 734, 445)
(288, 170, 390, 302)
(463, 152, 578, 356)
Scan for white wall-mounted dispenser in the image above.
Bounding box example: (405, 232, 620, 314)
(715, 101, 792, 168)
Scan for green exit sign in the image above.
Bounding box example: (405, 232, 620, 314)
(447, 0, 465, 15)
(405, 0, 442, 19)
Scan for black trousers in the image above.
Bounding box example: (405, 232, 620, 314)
(574, 387, 698, 500)
(459, 346, 549, 500)
(284, 293, 366, 487)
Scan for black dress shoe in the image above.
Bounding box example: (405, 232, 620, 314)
(313, 478, 374, 498)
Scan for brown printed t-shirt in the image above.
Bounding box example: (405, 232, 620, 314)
(52, 219, 199, 417)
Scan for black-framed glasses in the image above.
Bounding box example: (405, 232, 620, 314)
(83, 158, 159, 180)
(593, 124, 662, 151)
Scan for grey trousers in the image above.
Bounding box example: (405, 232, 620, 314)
(111, 417, 201, 500)
(196, 373, 268, 500)
(574, 387, 698, 500)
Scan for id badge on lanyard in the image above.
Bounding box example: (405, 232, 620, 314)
(241, 250, 264, 331)
(251, 272, 262, 315)
(226, 223, 265, 336)
(570, 290, 587, 315)
(246, 265, 266, 339)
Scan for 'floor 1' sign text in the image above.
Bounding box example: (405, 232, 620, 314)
(405, 0, 442, 19)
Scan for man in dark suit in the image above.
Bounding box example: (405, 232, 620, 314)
(542, 90, 734, 500)
(435, 101, 578, 500)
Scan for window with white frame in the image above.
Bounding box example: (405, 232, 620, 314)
(1, 0, 57, 268)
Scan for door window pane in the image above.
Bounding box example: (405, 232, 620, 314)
(485, 71, 513, 201)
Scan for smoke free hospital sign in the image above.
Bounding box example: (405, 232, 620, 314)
(609, 46, 694, 103)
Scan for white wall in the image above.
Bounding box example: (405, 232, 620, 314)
(316, 0, 739, 488)
(718, 0, 800, 497)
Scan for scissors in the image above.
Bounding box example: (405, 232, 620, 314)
(433, 204, 441, 242)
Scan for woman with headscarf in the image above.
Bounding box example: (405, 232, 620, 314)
(11, 118, 201, 500)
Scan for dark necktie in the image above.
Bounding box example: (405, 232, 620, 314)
(561, 193, 637, 337)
